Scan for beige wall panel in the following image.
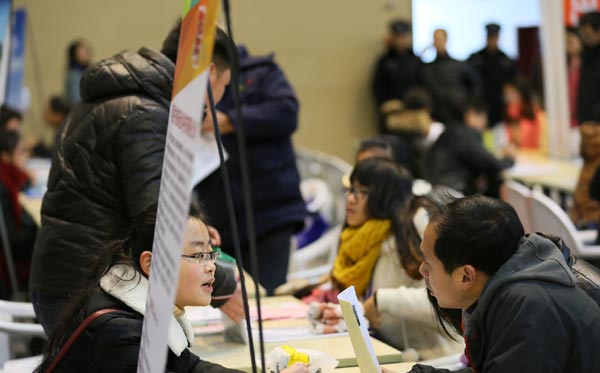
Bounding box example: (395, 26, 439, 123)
(14, 0, 411, 162)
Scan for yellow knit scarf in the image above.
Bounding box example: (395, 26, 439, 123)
(332, 219, 391, 296)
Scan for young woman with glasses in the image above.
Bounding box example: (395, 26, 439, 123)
(35, 204, 308, 373)
(306, 158, 464, 360)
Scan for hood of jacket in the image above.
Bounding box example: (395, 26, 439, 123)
(469, 233, 576, 321)
(80, 47, 174, 108)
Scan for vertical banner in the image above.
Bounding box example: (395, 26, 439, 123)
(137, 1, 219, 372)
(565, 0, 600, 26)
(0, 0, 11, 105)
(5, 8, 25, 109)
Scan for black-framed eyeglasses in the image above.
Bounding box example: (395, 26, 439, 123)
(181, 251, 220, 265)
(343, 186, 369, 200)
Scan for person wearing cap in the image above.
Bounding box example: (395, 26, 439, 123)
(372, 19, 423, 133)
(467, 23, 516, 127)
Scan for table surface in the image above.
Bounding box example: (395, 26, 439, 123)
(190, 296, 403, 372)
(336, 362, 416, 372)
(503, 152, 581, 193)
(18, 193, 42, 226)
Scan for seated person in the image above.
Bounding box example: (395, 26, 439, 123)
(32, 95, 73, 158)
(35, 204, 307, 373)
(310, 191, 464, 360)
(394, 196, 600, 373)
(356, 134, 415, 177)
(302, 158, 414, 303)
(363, 195, 463, 360)
(493, 78, 546, 154)
(426, 101, 514, 197)
(384, 88, 444, 179)
(0, 105, 23, 131)
(0, 129, 36, 296)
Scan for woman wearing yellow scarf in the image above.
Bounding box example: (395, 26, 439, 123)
(308, 158, 465, 360)
(331, 158, 416, 296)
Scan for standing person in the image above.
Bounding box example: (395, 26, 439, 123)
(467, 23, 517, 127)
(387, 196, 600, 373)
(30, 22, 241, 335)
(573, 11, 600, 227)
(64, 40, 93, 103)
(195, 45, 307, 296)
(372, 20, 423, 133)
(32, 96, 73, 158)
(426, 101, 514, 197)
(421, 29, 482, 124)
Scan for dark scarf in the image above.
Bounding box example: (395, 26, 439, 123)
(0, 159, 29, 229)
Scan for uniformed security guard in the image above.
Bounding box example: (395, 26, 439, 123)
(467, 23, 517, 127)
(372, 20, 423, 133)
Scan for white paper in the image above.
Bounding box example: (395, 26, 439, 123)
(337, 286, 380, 372)
(191, 133, 227, 187)
(252, 327, 348, 343)
(186, 306, 222, 325)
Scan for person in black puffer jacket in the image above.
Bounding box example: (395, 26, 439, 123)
(29, 21, 239, 335)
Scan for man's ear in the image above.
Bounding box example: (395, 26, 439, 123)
(460, 265, 478, 289)
(208, 62, 218, 81)
(139, 251, 152, 277)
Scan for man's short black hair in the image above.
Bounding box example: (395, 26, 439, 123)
(428, 195, 524, 276)
(48, 96, 73, 117)
(0, 105, 22, 129)
(580, 11, 600, 31)
(161, 19, 238, 71)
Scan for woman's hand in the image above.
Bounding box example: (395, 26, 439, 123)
(281, 362, 309, 373)
(363, 295, 381, 329)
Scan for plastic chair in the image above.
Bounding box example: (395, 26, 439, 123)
(287, 225, 341, 285)
(3, 355, 42, 372)
(530, 189, 600, 259)
(503, 180, 534, 233)
(0, 300, 45, 367)
(295, 147, 352, 227)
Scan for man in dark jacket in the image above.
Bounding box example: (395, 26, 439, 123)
(29, 24, 240, 334)
(400, 196, 600, 373)
(426, 101, 514, 197)
(467, 24, 516, 127)
(422, 29, 481, 124)
(195, 45, 306, 295)
(577, 11, 600, 125)
(372, 20, 423, 133)
(572, 12, 600, 229)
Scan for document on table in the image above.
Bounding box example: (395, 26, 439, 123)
(252, 326, 348, 343)
(337, 286, 380, 372)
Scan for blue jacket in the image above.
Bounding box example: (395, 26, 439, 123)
(195, 46, 306, 248)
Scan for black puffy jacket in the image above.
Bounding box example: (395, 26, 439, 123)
(29, 48, 235, 303)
